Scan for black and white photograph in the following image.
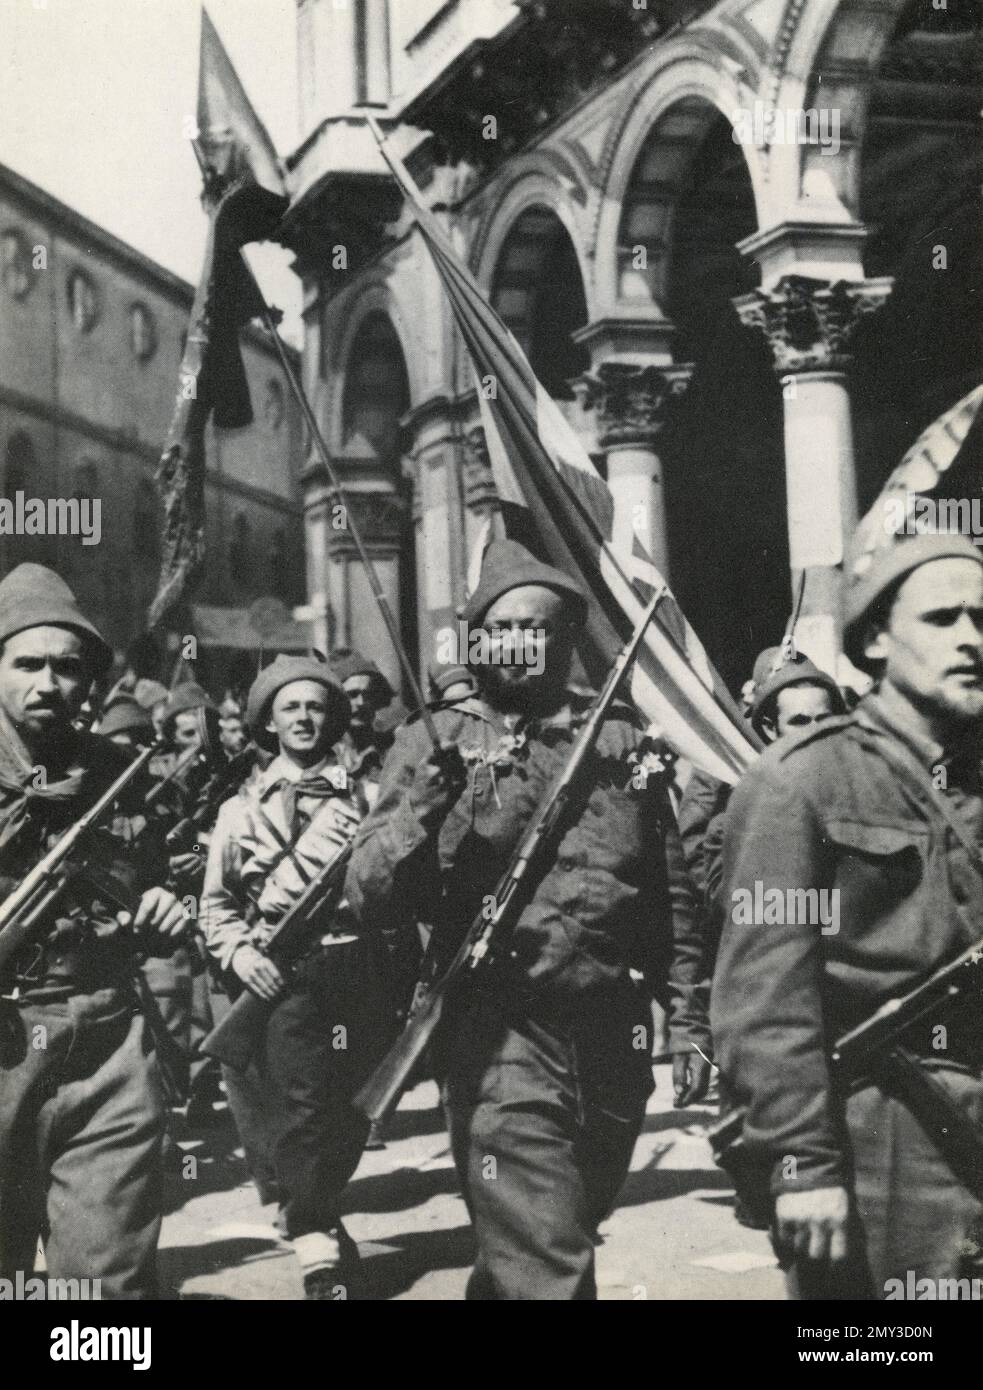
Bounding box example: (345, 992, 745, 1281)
(0, 0, 980, 1344)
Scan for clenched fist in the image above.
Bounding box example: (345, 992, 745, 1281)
(773, 1185, 850, 1263)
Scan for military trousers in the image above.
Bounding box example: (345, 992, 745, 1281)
(787, 1065, 983, 1300)
(253, 937, 393, 1242)
(0, 993, 165, 1299)
(441, 991, 651, 1300)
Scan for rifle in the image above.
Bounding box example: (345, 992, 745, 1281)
(710, 932, 983, 1220)
(163, 745, 259, 854)
(353, 589, 663, 1124)
(199, 839, 355, 1072)
(0, 742, 161, 981)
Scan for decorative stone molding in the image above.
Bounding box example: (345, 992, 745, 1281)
(733, 274, 893, 374)
(584, 362, 693, 449)
(324, 488, 406, 558)
(462, 426, 500, 513)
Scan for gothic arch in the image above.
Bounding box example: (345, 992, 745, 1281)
(594, 42, 766, 311)
(327, 279, 422, 452)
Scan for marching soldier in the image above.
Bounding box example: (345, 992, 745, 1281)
(346, 539, 711, 1300)
(330, 649, 396, 805)
(712, 532, 983, 1297)
(0, 563, 187, 1297)
(200, 656, 392, 1298)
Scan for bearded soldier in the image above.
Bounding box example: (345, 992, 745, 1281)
(713, 532, 983, 1298)
(0, 564, 186, 1298)
(346, 539, 710, 1300)
(200, 656, 392, 1298)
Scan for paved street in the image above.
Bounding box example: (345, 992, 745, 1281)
(158, 1064, 782, 1300)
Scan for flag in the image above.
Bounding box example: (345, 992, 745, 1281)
(372, 130, 757, 784)
(148, 9, 288, 629)
(849, 384, 983, 584)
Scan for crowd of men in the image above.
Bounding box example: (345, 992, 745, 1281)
(0, 522, 980, 1301)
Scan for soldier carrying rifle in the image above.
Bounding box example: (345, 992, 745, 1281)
(200, 655, 393, 1299)
(346, 539, 711, 1301)
(0, 563, 187, 1298)
(712, 532, 983, 1298)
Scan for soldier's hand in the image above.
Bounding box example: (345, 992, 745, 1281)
(169, 851, 205, 883)
(232, 944, 286, 1003)
(131, 886, 187, 939)
(672, 1050, 712, 1107)
(773, 1186, 850, 1263)
(409, 741, 466, 827)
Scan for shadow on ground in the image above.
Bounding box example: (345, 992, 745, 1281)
(360, 1224, 474, 1300)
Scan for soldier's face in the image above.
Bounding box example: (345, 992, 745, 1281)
(478, 585, 575, 712)
(867, 558, 983, 728)
(343, 674, 379, 730)
(774, 683, 836, 737)
(172, 710, 204, 752)
(267, 680, 333, 762)
(0, 626, 91, 738)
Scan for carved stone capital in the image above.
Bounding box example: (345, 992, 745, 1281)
(325, 489, 406, 558)
(462, 425, 500, 513)
(584, 362, 693, 450)
(733, 275, 893, 375)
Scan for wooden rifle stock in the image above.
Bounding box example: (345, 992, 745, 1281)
(200, 841, 354, 1071)
(354, 589, 663, 1124)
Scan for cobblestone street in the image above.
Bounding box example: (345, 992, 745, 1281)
(159, 1064, 782, 1301)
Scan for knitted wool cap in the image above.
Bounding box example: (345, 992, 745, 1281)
(246, 655, 351, 749)
(329, 648, 394, 703)
(461, 539, 587, 628)
(751, 654, 845, 736)
(843, 531, 983, 666)
(161, 682, 217, 729)
(98, 696, 153, 738)
(0, 562, 112, 674)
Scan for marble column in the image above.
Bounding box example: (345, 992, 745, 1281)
(734, 272, 892, 673)
(584, 362, 692, 576)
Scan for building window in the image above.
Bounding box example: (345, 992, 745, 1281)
(269, 527, 290, 600)
(263, 378, 285, 430)
(229, 513, 251, 586)
(129, 302, 157, 361)
(67, 268, 99, 333)
(74, 459, 99, 501)
(1, 230, 31, 300)
(4, 432, 35, 496)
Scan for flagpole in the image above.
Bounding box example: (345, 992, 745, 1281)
(235, 251, 442, 750)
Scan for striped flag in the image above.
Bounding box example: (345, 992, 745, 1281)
(148, 9, 287, 629)
(372, 130, 758, 784)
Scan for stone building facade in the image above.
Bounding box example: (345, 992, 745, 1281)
(0, 162, 306, 669)
(284, 0, 980, 697)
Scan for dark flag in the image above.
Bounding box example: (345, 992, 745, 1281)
(372, 130, 757, 783)
(148, 9, 287, 629)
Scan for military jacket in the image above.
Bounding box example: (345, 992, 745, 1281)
(712, 691, 983, 1196)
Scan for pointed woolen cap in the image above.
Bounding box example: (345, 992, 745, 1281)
(461, 539, 588, 628)
(0, 563, 111, 673)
